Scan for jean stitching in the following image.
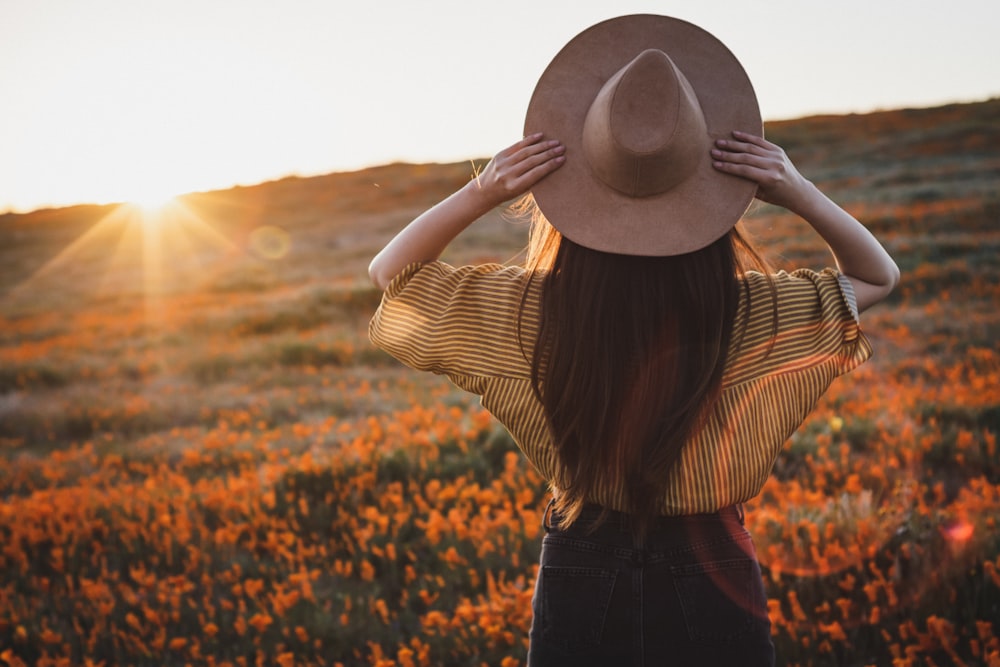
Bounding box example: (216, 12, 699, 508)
(542, 535, 635, 560)
(645, 530, 754, 563)
(669, 557, 754, 576)
(633, 565, 644, 667)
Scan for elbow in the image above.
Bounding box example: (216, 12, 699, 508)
(368, 256, 391, 292)
(886, 260, 901, 293)
(849, 257, 901, 314)
(878, 256, 901, 298)
(872, 265, 900, 307)
(872, 258, 902, 304)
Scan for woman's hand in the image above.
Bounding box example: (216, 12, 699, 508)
(472, 133, 565, 208)
(710, 131, 811, 211)
(368, 135, 564, 290)
(711, 130, 899, 313)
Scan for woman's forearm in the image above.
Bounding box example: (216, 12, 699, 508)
(368, 181, 494, 291)
(368, 134, 565, 291)
(788, 181, 900, 309)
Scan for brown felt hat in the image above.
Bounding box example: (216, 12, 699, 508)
(524, 14, 762, 256)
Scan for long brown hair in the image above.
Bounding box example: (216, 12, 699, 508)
(519, 200, 773, 541)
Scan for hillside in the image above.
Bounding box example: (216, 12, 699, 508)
(1, 98, 999, 666)
(2, 98, 998, 303)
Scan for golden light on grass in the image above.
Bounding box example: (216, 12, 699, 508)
(3, 100, 1000, 665)
(116, 198, 241, 303)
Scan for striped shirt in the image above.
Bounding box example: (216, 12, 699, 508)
(369, 261, 872, 514)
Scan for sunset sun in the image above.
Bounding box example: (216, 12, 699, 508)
(130, 192, 179, 216)
(123, 179, 185, 218)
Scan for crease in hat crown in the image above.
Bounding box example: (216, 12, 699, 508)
(523, 13, 762, 256)
(582, 48, 708, 199)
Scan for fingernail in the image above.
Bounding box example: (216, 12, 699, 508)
(711, 149, 721, 156)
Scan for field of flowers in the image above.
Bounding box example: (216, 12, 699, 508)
(1, 99, 999, 666)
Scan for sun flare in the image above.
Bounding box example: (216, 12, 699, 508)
(129, 192, 180, 218)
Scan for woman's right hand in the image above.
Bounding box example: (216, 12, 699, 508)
(368, 134, 564, 291)
(472, 133, 565, 208)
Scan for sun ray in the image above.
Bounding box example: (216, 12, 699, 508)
(1, 206, 136, 307)
(94, 208, 148, 299)
(2, 195, 244, 321)
(168, 198, 243, 255)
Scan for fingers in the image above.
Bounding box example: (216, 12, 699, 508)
(500, 133, 558, 160)
(711, 131, 783, 178)
(711, 146, 771, 177)
(496, 134, 539, 161)
(512, 140, 565, 178)
(481, 134, 565, 199)
(714, 131, 776, 157)
(497, 134, 564, 181)
(731, 130, 774, 149)
(509, 133, 563, 163)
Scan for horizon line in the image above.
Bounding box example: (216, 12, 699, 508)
(4, 94, 997, 217)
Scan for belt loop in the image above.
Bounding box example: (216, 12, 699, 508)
(543, 497, 556, 533)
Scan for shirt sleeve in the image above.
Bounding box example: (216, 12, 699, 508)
(368, 261, 536, 385)
(725, 268, 873, 387)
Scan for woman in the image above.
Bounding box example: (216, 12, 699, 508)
(368, 15, 898, 667)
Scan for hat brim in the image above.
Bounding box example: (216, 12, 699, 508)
(524, 14, 762, 256)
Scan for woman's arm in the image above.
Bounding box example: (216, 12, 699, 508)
(711, 131, 899, 313)
(368, 134, 565, 290)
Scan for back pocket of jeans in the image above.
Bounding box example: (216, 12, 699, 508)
(671, 558, 761, 643)
(539, 565, 617, 649)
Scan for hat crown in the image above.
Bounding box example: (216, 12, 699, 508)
(581, 49, 708, 198)
(523, 14, 761, 255)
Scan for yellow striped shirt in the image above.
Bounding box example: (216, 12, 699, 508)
(369, 261, 872, 514)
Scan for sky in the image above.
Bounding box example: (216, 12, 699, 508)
(1, 0, 998, 213)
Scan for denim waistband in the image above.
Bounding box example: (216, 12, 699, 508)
(544, 499, 744, 531)
(542, 499, 747, 552)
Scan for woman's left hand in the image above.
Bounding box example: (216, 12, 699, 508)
(710, 131, 811, 211)
(711, 130, 899, 312)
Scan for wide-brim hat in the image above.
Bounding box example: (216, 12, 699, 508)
(524, 14, 761, 256)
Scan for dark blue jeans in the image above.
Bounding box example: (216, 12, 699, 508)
(528, 503, 775, 667)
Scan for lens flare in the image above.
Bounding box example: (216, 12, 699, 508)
(249, 225, 292, 260)
(943, 520, 974, 543)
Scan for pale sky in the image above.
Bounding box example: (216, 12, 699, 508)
(1, 0, 997, 213)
